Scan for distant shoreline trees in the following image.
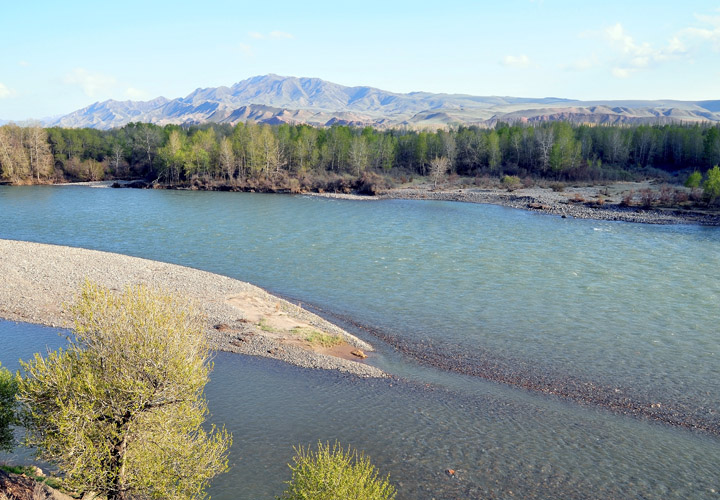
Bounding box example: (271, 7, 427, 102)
(2, 120, 720, 189)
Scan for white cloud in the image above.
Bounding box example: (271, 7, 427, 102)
(248, 31, 264, 39)
(18, 61, 30, 67)
(125, 87, 150, 100)
(63, 68, 116, 97)
(680, 13, 720, 49)
(501, 54, 531, 68)
(0, 82, 14, 98)
(603, 23, 687, 78)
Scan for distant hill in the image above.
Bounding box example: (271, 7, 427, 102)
(47, 74, 720, 129)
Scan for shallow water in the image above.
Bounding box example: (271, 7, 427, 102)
(1, 186, 719, 498)
(1, 321, 719, 499)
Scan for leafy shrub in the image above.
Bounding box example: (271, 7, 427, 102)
(703, 165, 720, 204)
(278, 441, 396, 500)
(0, 362, 18, 452)
(500, 175, 522, 191)
(685, 170, 702, 189)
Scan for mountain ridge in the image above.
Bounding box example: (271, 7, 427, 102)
(46, 74, 720, 129)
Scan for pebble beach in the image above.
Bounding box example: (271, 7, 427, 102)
(0, 239, 385, 378)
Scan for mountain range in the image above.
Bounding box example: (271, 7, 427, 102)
(45, 74, 720, 129)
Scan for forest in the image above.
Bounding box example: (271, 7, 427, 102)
(1, 120, 720, 191)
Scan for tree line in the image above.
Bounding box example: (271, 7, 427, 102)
(2, 120, 720, 185)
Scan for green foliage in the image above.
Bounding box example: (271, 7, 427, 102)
(501, 174, 522, 190)
(6, 121, 720, 186)
(0, 362, 19, 452)
(549, 122, 581, 172)
(703, 165, 720, 203)
(685, 170, 702, 189)
(292, 327, 344, 348)
(258, 318, 281, 333)
(18, 281, 231, 500)
(278, 441, 396, 500)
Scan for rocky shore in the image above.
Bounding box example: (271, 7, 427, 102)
(0, 239, 385, 378)
(381, 184, 720, 226)
(308, 182, 720, 225)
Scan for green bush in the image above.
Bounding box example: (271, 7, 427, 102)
(703, 165, 720, 204)
(500, 174, 522, 191)
(685, 170, 702, 189)
(278, 441, 396, 500)
(0, 362, 18, 452)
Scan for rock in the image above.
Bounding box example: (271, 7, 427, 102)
(350, 349, 368, 359)
(527, 202, 550, 210)
(126, 180, 148, 189)
(445, 469, 456, 477)
(29, 466, 45, 477)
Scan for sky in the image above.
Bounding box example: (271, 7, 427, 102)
(1, 0, 719, 121)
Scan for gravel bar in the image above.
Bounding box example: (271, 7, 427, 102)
(0, 239, 385, 378)
(382, 186, 720, 225)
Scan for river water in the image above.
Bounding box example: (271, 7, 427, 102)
(0, 185, 718, 499)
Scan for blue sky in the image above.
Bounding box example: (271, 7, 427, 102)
(1, 0, 719, 121)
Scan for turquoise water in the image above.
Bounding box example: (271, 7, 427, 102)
(1, 185, 719, 498)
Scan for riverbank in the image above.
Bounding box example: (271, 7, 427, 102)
(0, 239, 385, 378)
(31, 178, 720, 225)
(377, 182, 720, 226)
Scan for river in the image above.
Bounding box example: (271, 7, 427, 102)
(1, 185, 718, 499)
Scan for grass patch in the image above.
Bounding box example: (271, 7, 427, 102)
(257, 318, 281, 333)
(291, 327, 343, 348)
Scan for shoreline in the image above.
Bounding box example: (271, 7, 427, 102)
(16, 179, 720, 226)
(0, 239, 386, 378)
(378, 183, 720, 226)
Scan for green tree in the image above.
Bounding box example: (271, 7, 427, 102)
(0, 362, 18, 452)
(278, 441, 396, 500)
(18, 281, 231, 500)
(685, 170, 702, 189)
(158, 129, 187, 183)
(704, 127, 720, 167)
(486, 130, 502, 172)
(549, 122, 581, 173)
(703, 165, 720, 204)
(349, 135, 370, 176)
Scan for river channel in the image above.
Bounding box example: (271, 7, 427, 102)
(1, 185, 718, 499)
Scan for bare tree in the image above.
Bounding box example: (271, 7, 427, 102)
(535, 126, 555, 173)
(430, 156, 450, 187)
